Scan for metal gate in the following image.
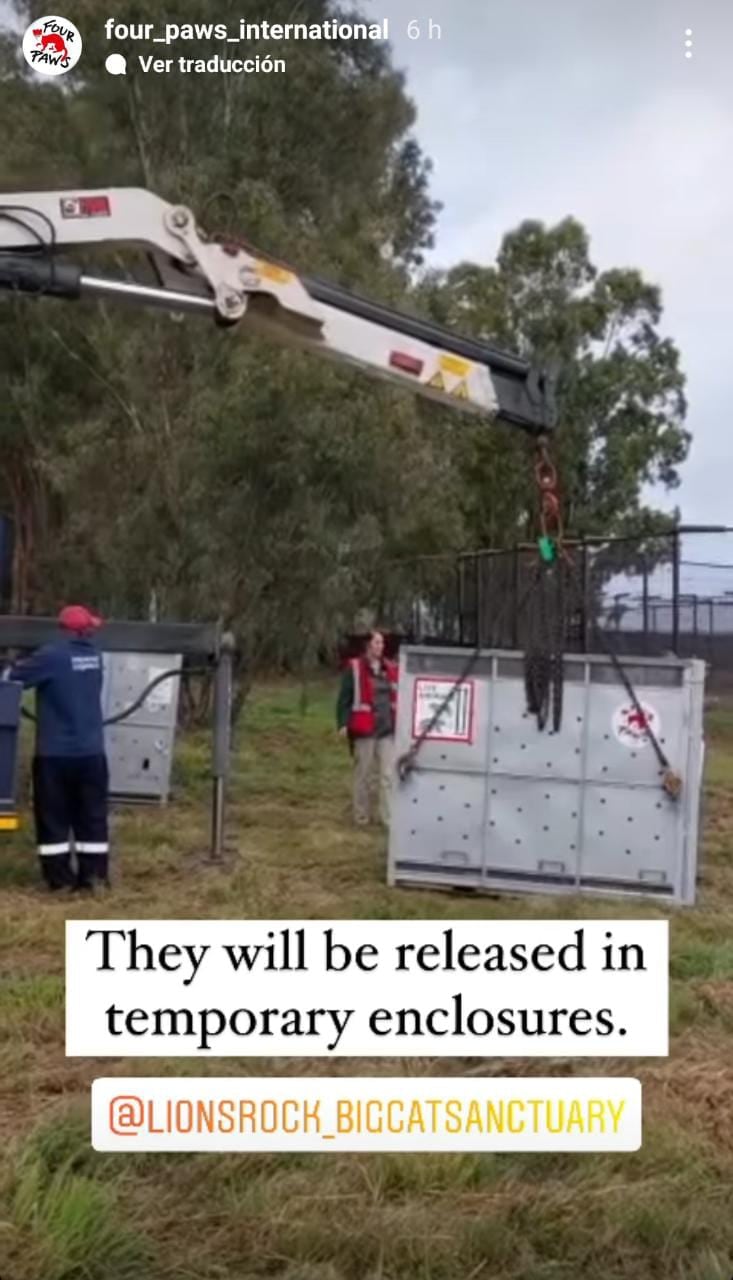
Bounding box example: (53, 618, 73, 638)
(389, 646, 706, 905)
(102, 652, 182, 803)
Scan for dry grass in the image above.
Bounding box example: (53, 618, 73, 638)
(1, 682, 732, 1279)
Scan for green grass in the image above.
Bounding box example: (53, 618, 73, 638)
(0, 678, 732, 1279)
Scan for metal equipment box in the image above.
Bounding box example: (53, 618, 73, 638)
(102, 652, 182, 803)
(0, 680, 22, 828)
(389, 647, 706, 905)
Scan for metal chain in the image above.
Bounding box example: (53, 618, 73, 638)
(524, 564, 551, 729)
(524, 437, 567, 734)
(401, 436, 566, 776)
(526, 437, 681, 798)
(535, 442, 564, 545)
(399, 435, 682, 802)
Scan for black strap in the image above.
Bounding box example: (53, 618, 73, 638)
(397, 544, 681, 800)
(397, 567, 539, 781)
(561, 551, 681, 796)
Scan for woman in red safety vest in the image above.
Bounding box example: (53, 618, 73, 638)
(336, 629, 398, 827)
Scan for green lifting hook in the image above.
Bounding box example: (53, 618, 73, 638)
(538, 534, 557, 564)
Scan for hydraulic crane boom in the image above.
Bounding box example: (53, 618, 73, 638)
(0, 187, 553, 432)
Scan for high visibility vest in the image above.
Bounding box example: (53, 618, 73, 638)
(348, 657, 398, 737)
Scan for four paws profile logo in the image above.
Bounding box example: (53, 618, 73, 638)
(22, 15, 82, 75)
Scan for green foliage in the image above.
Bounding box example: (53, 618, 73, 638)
(421, 217, 690, 546)
(7, 1115, 152, 1280)
(1, 0, 456, 657)
(0, 1, 689, 679)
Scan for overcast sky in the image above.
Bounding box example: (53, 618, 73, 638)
(384, 0, 733, 572)
(2, 0, 731, 575)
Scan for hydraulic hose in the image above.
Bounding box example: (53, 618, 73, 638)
(20, 664, 211, 727)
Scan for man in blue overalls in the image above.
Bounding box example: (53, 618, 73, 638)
(7, 604, 109, 893)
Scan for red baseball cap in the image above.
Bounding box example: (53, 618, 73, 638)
(58, 604, 103, 634)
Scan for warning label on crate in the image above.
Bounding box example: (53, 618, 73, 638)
(412, 678, 474, 743)
(612, 701, 660, 749)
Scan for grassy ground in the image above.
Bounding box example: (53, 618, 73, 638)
(1, 683, 732, 1280)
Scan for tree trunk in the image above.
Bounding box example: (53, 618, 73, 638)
(178, 670, 214, 729)
(10, 484, 32, 615)
(231, 672, 252, 728)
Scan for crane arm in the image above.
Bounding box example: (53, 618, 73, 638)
(0, 187, 553, 432)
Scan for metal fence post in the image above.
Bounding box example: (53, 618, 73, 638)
(580, 539, 590, 652)
(210, 631, 234, 862)
(672, 529, 681, 654)
(642, 555, 649, 654)
(512, 544, 520, 649)
(475, 554, 482, 647)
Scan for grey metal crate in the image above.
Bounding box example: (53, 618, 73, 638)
(102, 652, 182, 803)
(388, 647, 706, 905)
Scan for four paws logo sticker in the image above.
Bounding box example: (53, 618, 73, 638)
(612, 700, 660, 749)
(23, 15, 82, 75)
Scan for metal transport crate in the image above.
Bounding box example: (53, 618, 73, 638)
(102, 652, 182, 803)
(388, 646, 706, 905)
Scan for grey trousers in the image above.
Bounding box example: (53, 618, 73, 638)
(352, 735, 394, 825)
